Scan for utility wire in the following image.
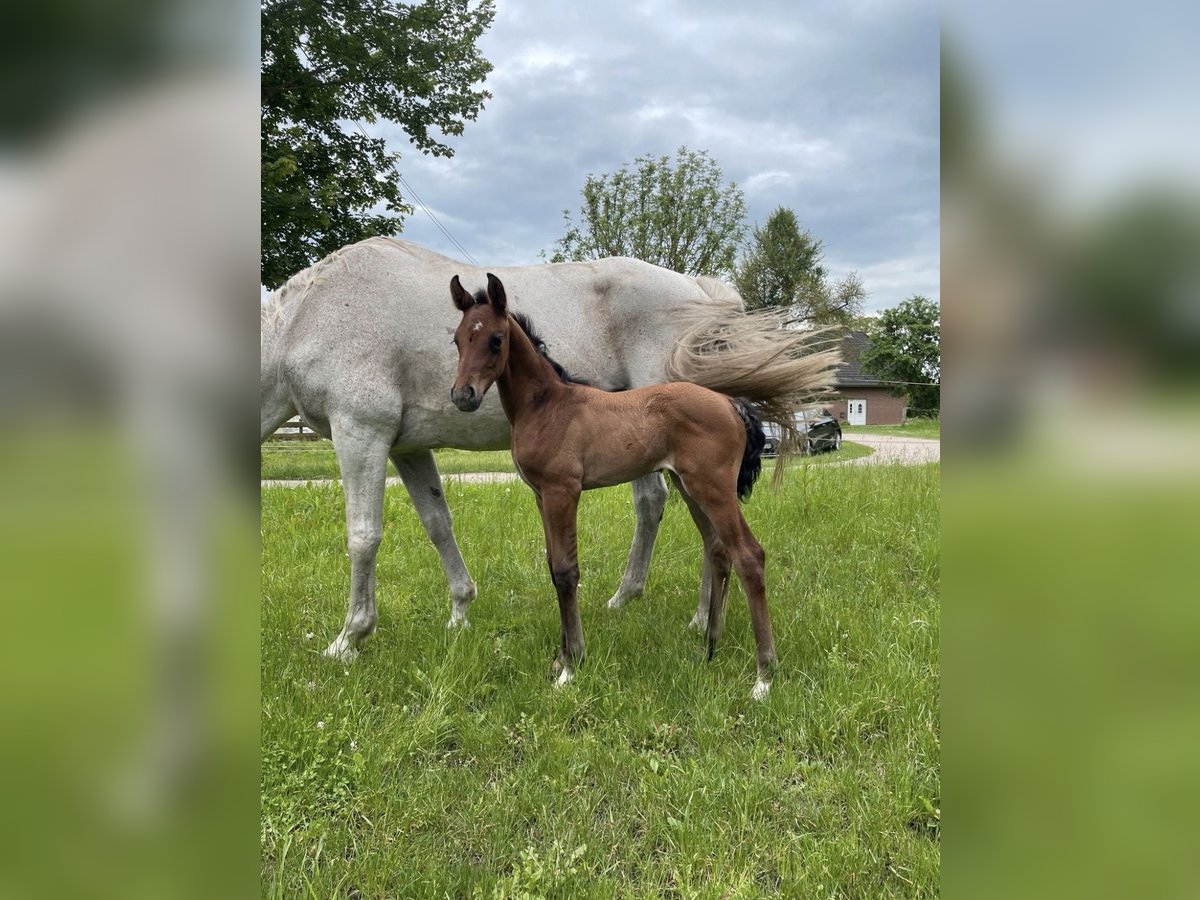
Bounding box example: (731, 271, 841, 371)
(347, 118, 479, 266)
(291, 43, 479, 265)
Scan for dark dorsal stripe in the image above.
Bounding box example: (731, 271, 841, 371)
(510, 311, 590, 385)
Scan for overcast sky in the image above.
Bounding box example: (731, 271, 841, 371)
(373, 0, 939, 313)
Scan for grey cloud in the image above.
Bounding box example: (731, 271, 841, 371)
(383, 0, 938, 309)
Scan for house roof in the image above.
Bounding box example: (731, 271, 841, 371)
(834, 330, 885, 387)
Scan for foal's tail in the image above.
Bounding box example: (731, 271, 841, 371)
(668, 278, 842, 486)
(731, 399, 767, 501)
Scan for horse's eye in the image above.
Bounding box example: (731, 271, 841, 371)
(489, 333, 503, 352)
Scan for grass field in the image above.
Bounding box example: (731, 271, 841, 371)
(261, 462, 939, 897)
(260, 441, 873, 481)
(844, 419, 940, 440)
(260, 445, 519, 481)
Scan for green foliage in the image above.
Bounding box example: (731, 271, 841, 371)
(734, 207, 822, 311)
(549, 147, 747, 277)
(1066, 188, 1200, 375)
(261, 0, 495, 288)
(861, 296, 941, 413)
(485, 840, 590, 899)
(734, 207, 866, 324)
(261, 464, 940, 896)
(261, 715, 365, 845)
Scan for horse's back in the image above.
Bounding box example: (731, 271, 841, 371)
(271, 239, 714, 445)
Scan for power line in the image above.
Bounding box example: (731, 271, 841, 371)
(395, 170, 479, 267)
(839, 379, 940, 387)
(291, 43, 478, 265)
(346, 118, 479, 266)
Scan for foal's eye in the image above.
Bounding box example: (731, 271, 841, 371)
(488, 333, 503, 352)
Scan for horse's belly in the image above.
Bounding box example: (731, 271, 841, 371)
(581, 454, 669, 491)
(394, 401, 511, 451)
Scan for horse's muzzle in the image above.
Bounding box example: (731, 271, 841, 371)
(451, 384, 481, 412)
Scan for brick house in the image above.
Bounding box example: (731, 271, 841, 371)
(825, 330, 908, 426)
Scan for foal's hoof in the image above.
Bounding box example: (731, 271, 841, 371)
(323, 635, 358, 663)
(606, 592, 629, 610)
(751, 678, 771, 701)
(445, 615, 470, 630)
(687, 611, 707, 632)
(550, 657, 575, 687)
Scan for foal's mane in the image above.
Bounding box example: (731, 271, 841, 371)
(464, 286, 589, 385)
(509, 310, 590, 386)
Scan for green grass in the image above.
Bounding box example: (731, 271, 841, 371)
(260, 443, 519, 480)
(262, 463, 940, 897)
(261, 441, 873, 481)
(845, 419, 940, 440)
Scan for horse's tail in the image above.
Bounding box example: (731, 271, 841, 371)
(730, 399, 767, 501)
(669, 278, 842, 486)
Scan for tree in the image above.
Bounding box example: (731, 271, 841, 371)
(261, 0, 495, 288)
(733, 207, 823, 310)
(733, 206, 865, 324)
(860, 296, 941, 415)
(549, 147, 747, 278)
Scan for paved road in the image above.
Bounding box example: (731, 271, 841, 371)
(261, 437, 938, 489)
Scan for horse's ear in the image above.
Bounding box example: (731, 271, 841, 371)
(450, 275, 474, 312)
(486, 273, 508, 314)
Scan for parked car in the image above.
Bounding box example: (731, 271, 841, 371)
(762, 408, 843, 457)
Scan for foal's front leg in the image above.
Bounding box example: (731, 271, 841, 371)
(538, 484, 584, 686)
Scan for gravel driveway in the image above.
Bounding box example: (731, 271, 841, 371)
(843, 433, 940, 465)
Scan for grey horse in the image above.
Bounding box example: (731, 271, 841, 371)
(260, 237, 834, 661)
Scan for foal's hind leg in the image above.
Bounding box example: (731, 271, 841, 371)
(606, 472, 669, 609)
(679, 476, 776, 700)
(668, 474, 731, 639)
(324, 418, 393, 661)
(391, 449, 477, 628)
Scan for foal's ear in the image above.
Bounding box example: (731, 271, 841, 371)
(450, 275, 474, 312)
(485, 273, 508, 314)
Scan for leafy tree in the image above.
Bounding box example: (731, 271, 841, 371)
(733, 206, 865, 324)
(733, 207, 824, 310)
(860, 296, 941, 414)
(797, 271, 867, 326)
(549, 147, 747, 278)
(261, 0, 495, 288)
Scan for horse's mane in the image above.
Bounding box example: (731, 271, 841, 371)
(509, 311, 590, 386)
(261, 237, 394, 345)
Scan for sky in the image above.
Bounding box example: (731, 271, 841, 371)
(371, 0, 940, 313)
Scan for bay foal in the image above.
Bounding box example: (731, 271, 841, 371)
(450, 273, 778, 699)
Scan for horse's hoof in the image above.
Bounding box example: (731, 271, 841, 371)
(323, 636, 358, 663)
(751, 678, 771, 701)
(687, 613, 707, 632)
(606, 593, 627, 610)
(446, 616, 470, 630)
(554, 667, 574, 688)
